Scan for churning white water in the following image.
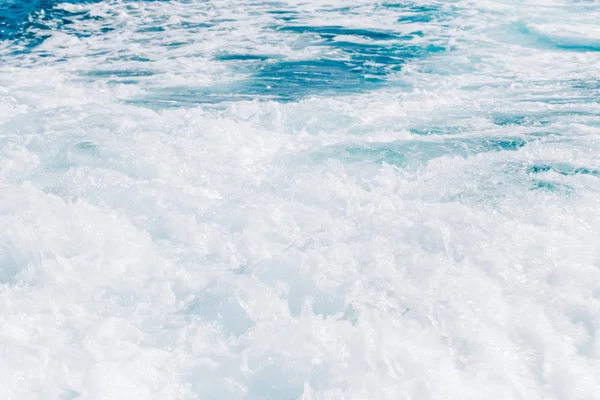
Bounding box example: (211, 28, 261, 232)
(0, 0, 599, 398)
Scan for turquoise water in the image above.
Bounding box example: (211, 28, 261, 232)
(1, 1, 600, 399)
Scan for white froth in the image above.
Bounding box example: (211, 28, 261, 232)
(1, 0, 600, 399)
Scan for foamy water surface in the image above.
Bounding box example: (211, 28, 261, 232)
(1, 0, 599, 399)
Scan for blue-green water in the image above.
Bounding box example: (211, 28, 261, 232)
(1, 1, 600, 399)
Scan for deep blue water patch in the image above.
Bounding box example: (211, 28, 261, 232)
(0, 0, 178, 53)
(133, 14, 446, 106)
(0, 0, 54, 41)
(277, 25, 401, 41)
(216, 53, 272, 62)
(241, 23, 443, 100)
(0, 0, 105, 51)
(226, 24, 422, 100)
(248, 58, 387, 100)
(381, 3, 456, 24)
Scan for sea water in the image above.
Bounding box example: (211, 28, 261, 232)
(1, 0, 599, 399)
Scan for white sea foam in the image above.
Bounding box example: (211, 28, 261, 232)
(1, 0, 599, 399)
